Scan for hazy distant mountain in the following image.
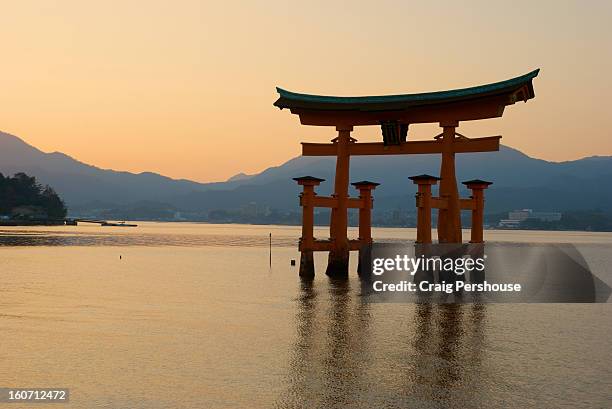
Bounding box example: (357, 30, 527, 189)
(173, 146, 612, 214)
(1, 130, 611, 216)
(226, 172, 254, 182)
(0, 131, 209, 206)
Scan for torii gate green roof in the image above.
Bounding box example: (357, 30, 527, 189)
(274, 69, 539, 112)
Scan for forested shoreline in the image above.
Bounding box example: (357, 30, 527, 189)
(0, 173, 67, 220)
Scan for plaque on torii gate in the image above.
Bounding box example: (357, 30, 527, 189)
(275, 69, 539, 278)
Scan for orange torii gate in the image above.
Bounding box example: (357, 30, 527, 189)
(275, 69, 539, 278)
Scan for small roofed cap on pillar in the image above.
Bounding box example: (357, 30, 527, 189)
(351, 180, 380, 189)
(408, 174, 441, 184)
(462, 179, 493, 188)
(293, 176, 325, 185)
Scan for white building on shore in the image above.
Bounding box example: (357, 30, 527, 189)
(499, 209, 562, 228)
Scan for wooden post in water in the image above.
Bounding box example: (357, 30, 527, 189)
(352, 180, 379, 276)
(294, 176, 324, 278)
(409, 174, 441, 244)
(352, 181, 379, 246)
(269, 232, 272, 267)
(462, 180, 493, 243)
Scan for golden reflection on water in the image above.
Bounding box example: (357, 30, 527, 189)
(277, 276, 495, 409)
(1, 223, 611, 408)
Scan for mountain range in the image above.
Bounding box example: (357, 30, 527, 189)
(1, 131, 611, 217)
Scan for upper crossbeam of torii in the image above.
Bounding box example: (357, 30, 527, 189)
(274, 69, 539, 278)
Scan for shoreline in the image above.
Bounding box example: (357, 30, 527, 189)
(0, 220, 65, 226)
(2, 219, 611, 234)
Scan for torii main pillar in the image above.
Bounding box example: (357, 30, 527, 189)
(326, 126, 353, 277)
(438, 122, 462, 243)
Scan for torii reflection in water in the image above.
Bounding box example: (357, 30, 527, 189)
(275, 278, 488, 408)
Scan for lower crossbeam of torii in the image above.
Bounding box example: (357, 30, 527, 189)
(275, 69, 540, 279)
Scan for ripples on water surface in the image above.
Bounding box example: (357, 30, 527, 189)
(0, 223, 611, 408)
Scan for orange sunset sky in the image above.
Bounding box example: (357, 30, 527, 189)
(1, 0, 611, 182)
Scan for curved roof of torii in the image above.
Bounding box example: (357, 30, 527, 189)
(274, 69, 539, 126)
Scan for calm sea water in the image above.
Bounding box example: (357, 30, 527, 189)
(1, 223, 611, 408)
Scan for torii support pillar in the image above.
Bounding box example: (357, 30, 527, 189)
(294, 176, 325, 279)
(326, 126, 354, 278)
(409, 175, 440, 244)
(352, 181, 380, 276)
(462, 179, 493, 243)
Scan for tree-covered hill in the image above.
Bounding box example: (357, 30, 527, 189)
(0, 172, 67, 219)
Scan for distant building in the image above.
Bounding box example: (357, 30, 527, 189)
(530, 211, 562, 222)
(508, 209, 533, 221)
(173, 211, 186, 221)
(500, 208, 562, 228)
(498, 219, 522, 228)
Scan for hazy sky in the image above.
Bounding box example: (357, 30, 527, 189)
(1, 1, 611, 182)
